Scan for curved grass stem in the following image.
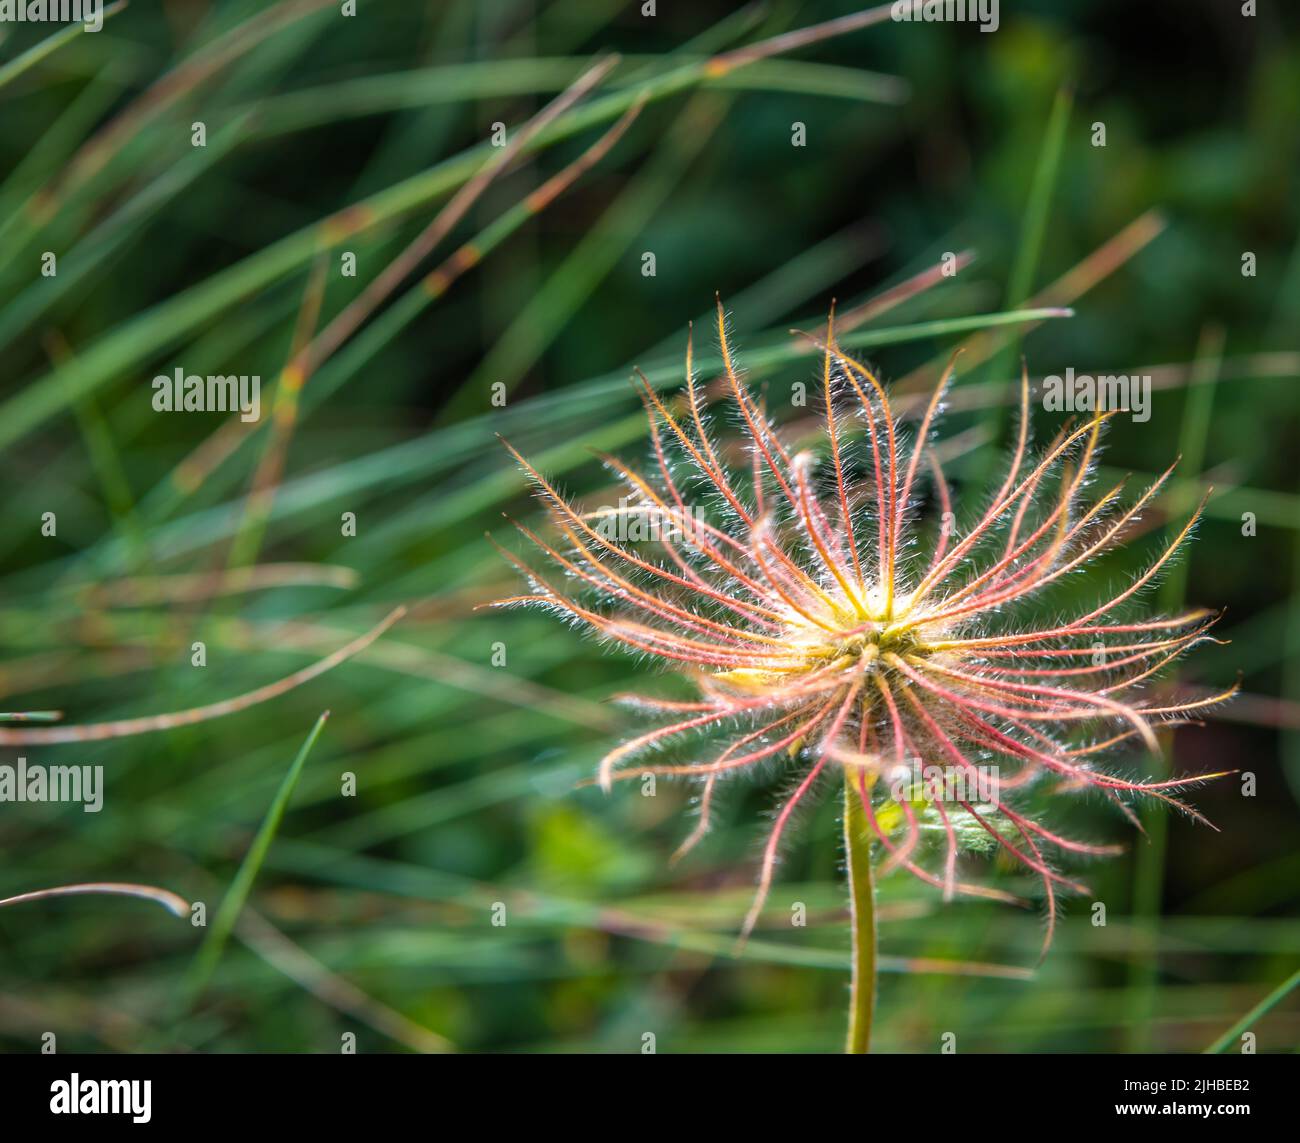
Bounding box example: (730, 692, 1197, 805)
(844, 771, 877, 1053)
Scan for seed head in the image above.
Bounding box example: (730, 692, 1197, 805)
(493, 301, 1235, 951)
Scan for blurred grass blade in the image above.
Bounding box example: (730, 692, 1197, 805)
(986, 82, 1073, 443)
(0, 0, 126, 92)
(235, 906, 454, 1052)
(0, 881, 188, 917)
(1204, 967, 1300, 1054)
(0, 5, 898, 453)
(0, 608, 403, 745)
(1126, 326, 1224, 1052)
(182, 711, 331, 1006)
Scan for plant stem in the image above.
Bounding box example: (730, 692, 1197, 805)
(843, 771, 877, 1054)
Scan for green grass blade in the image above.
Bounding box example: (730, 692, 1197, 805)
(0, 0, 125, 92)
(1126, 325, 1224, 1052)
(985, 83, 1073, 447)
(181, 711, 331, 1007)
(1204, 967, 1300, 1053)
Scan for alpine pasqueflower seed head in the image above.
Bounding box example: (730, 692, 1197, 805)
(493, 300, 1236, 950)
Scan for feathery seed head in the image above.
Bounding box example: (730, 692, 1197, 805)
(494, 301, 1235, 951)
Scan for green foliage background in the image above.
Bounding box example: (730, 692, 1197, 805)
(0, 0, 1296, 1053)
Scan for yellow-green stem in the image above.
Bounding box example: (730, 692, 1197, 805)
(844, 771, 877, 1053)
